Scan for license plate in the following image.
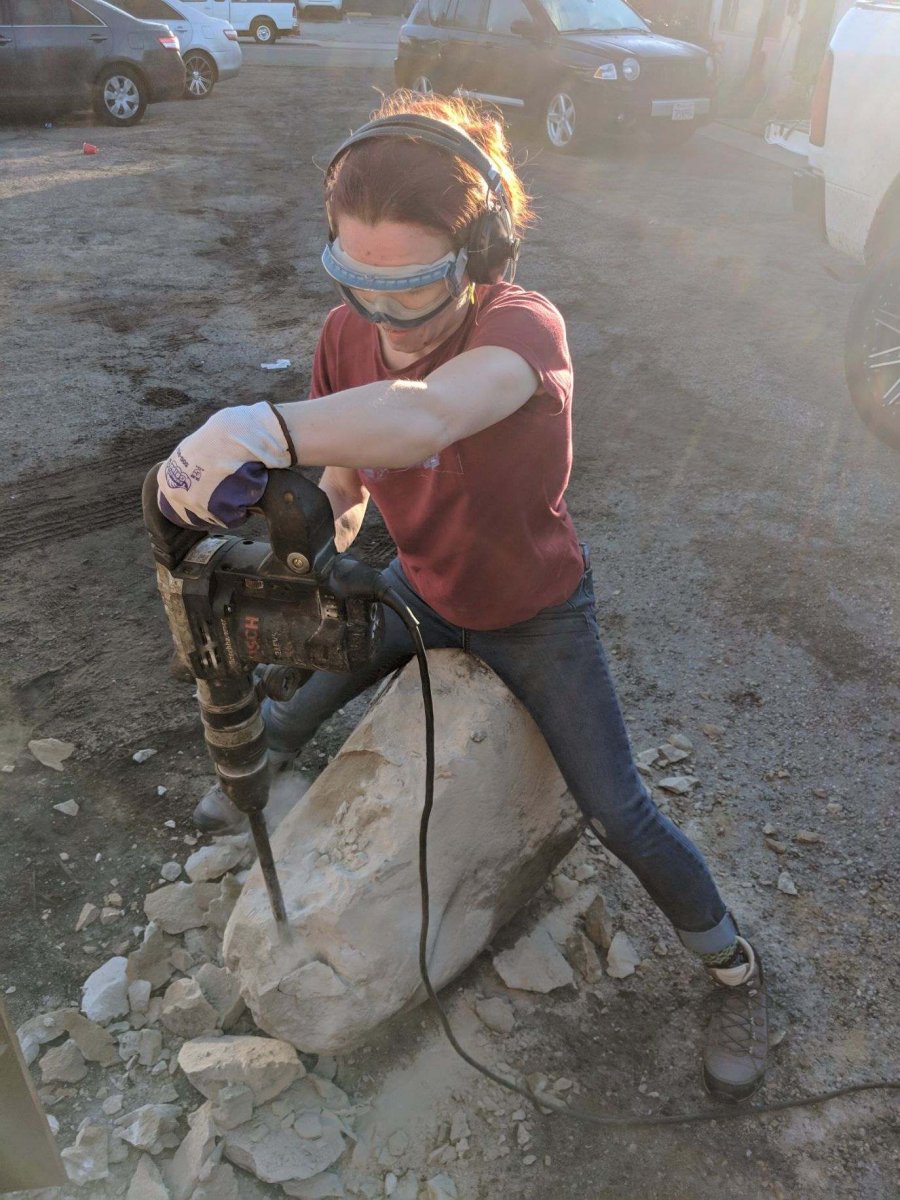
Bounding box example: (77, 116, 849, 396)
(671, 101, 695, 121)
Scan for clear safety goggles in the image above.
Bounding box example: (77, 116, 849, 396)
(321, 237, 469, 329)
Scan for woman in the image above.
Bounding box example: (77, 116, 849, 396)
(157, 93, 769, 1101)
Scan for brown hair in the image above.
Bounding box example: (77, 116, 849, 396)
(324, 91, 534, 247)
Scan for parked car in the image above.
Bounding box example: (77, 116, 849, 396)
(185, 0, 298, 42)
(794, 0, 900, 451)
(110, 0, 241, 97)
(394, 0, 717, 152)
(0, 0, 185, 125)
(300, 0, 342, 17)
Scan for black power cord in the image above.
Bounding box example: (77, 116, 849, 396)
(381, 589, 900, 1129)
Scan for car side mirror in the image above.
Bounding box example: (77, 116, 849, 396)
(509, 16, 537, 36)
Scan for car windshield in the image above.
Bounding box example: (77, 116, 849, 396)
(542, 0, 648, 33)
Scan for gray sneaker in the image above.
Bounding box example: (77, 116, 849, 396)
(192, 750, 295, 834)
(703, 937, 768, 1101)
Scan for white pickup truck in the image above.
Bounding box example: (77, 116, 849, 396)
(793, 0, 900, 451)
(192, 0, 300, 42)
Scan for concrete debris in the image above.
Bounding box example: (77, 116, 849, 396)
(657, 744, 690, 764)
(103, 1094, 125, 1116)
(204, 873, 243, 935)
(40, 1039, 87, 1083)
(551, 873, 579, 902)
(161, 862, 183, 882)
(669, 734, 694, 752)
(144, 882, 221, 935)
(657, 776, 698, 795)
(474, 996, 516, 1035)
(294, 1113, 323, 1138)
(224, 652, 579, 1052)
(582, 894, 614, 951)
(794, 830, 823, 844)
(765, 837, 787, 855)
(115, 1104, 182, 1155)
(224, 1117, 346, 1184)
(17, 1007, 76, 1065)
(211, 1083, 255, 1130)
(425, 1174, 458, 1199)
(564, 931, 602, 983)
(129, 979, 153, 1014)
(178, 1035, 304, 1104)
(387, 1131, 409, 1157)
(119, 1028, 163, 1068)
(133, 748, 158, 764)
(191, 1161, 240, 1200)
(160, 977, 220, 1039)
(185, 840, 248, 883)
(53, 799, 80, 816)
(777, 871, 799, 896)
(75, 902, 101, 931)
(606, 931, 641, 979)
(101, 905, 123, 925)
(195, 962, 245, 1029)
(492, 927, 574, 993)
(64, 1011, 119, 1065)
(29, 737, 75, 771)
(82, 955, 130, 1024)
(165, 1102, 220, 1200)
(315, 1056, 337, 1081)
(126, 1154, 172, 1200)
(636, 748, 659, 768)
(282, 1172, 346, 1198)
(61, 1121, 109, 1184)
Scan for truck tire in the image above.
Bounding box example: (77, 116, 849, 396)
(845, 250, 900, 452)
(252, 17, 277, 42)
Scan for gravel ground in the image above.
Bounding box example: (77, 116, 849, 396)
(0, 62, 897, 1200)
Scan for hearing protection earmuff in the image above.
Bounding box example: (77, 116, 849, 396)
(324, 113, 521, 285)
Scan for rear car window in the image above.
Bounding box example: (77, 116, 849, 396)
(120, 0, 183, 17)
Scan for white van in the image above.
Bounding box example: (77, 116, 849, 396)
(793, 0, 900, 450)
(190, 0, 299, 42)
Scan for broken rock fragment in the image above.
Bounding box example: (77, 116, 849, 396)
(492, 927, 574, 993)
(127, 922, 178, 990)
(606, 931, 641, 979)
(178, 1035, 303, 1104)
(225, 652, 579, 1052)
(17, 1007, 76, 1065)
(474, 996, 516, 1035)
(115, 1104, 182, 1155)
(40, 1039, 87, 1084)
(192, 1162, 240, 1200)
(160, 978, 219, 1039)
(63, 1011, 120, 1065)
(195, 962, 245, 1029)
(60, 1121, 109, 1184)
(126, 1154, 171, 1200)
(81, 955, 130, 1023)
(211, 1083, 255, 1130)
(185, 838, 249, 882)
(165, 1102, 221, 1200)
(75, 902, 101, 932)
(28, 737, 75, 770)
(224, 1119, 346, 1184)
(282, 1172, 346, 1198)
(582, 894, 614, 951)
(144, 881, 220, 935)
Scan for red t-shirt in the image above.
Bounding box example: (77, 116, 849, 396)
(310, 282, 584, 630)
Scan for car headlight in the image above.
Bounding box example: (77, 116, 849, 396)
(621, 56, 640, 81)
(705, 53, 717, 79)
(593, 62, 618, 80)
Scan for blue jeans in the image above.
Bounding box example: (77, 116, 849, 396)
(264, 553, 738, 957)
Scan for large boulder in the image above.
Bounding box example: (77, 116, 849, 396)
(224, 650, 579, 1053)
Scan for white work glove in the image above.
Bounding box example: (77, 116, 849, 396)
(157, 401, 297, 529)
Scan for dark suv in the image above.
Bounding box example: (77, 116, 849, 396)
(0, 0, 185, 126)
(395, 0, 717, 151)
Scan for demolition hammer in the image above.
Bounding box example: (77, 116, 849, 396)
(141, 465, 900, 1130)
(141, 465, 393, 923)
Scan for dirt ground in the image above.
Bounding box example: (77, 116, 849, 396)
(1, 61, 898, 1200)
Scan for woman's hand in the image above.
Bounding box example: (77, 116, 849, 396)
(157, 401, 295, 528)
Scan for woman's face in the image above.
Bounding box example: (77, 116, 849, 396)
(336, 216, 470, 360)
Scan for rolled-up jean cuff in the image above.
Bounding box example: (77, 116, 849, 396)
(676, 910, 739, 957)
